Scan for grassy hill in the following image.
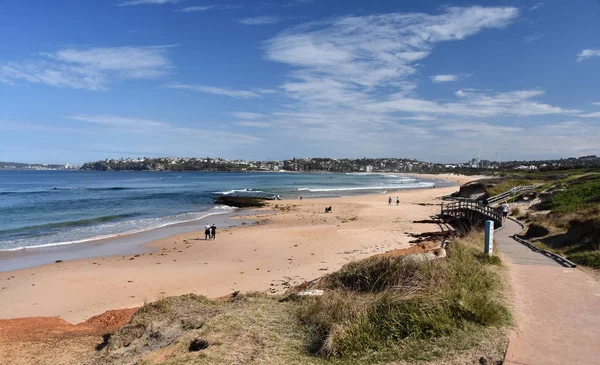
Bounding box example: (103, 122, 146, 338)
(511, 171, 600, 269)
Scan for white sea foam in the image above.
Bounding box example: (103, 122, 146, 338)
(213, 188, 262, 195)
(297, 182, 434, 192)
(0, 205, 237, 252)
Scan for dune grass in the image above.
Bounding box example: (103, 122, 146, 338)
(98, 232, 511, 365)
(539, 175, 600, 213)
(298, 230, 511, 361)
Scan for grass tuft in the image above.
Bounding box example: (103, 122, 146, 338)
(298, 231, 511, 358)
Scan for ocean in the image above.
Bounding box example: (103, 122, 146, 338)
(0, 170, 447, 252)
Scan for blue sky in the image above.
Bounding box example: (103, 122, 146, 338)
(1, 0, 599, 164)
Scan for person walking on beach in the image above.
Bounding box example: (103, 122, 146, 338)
(210, 223, 217, 240)
(204, 224, 211, 240)
(396, 197, 400, 206)
(501, 202, 510, 221)
(388, 196, 392, 206)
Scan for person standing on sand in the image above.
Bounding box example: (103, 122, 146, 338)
(501, 202, 510, 221)
(210, 223, 217, 239)
(388, 196, 392, 206)
(204, 224, 211, 240)
(396, 197, 400, 206)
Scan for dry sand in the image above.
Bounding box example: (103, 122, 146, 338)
(0, 177, 479, 324)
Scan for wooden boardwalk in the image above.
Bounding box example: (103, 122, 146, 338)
(441, 200, 503, 228)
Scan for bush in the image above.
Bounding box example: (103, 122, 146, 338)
(539, 178, 600, 213)
(567, 251, 600, 269)
(510, 206, 522, 217)
(298, 231, 511, 357)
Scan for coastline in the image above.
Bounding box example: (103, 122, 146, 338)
(0, 176, 481, 324)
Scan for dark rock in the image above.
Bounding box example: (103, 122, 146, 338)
(214, 196, 267, 208)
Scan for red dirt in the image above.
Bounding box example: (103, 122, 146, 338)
(0, 307, 138, 343)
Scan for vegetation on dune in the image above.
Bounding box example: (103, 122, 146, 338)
(299, 230, 511, 361)
(95, 231, 511, 365)
(538, 175, 600, 213)
(511, 171, 600, 270)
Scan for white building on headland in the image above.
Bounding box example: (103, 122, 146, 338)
(365, 165, 373, 173)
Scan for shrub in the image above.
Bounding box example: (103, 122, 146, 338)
(298, 231, 511, 357)
(567, 251, 600, 269)
(510, 206, 522, 217)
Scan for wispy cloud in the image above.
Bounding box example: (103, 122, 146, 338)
(235, 121, 271, 128)
(231, 112, 266, 120)
(167, 84, 260, 98)
(577, 112, 600, 118)
(118, 0, 185, 6)
(239, 16, 284, 25)
(431, 74, 459, 83)
(66, 114, 170, 129)
(256, 88, 277, 94)
(524, 33, 543, 43)
(284, 0, 312, 6)
(64, 114, 261, 142)
(176, 4, 241, 12)
(529, 2, 545, 11)
(592, 102, 600, 106)
(577, 49, 600, 61)
(0, 45, 173, 90)
(250, 6, 598, 159)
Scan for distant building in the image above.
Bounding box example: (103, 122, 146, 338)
(366, 165, 373, 173)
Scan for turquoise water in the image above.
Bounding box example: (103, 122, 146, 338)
(0, 171, 446, 251)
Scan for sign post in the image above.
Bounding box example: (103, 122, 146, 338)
(485, 220, 494, 256)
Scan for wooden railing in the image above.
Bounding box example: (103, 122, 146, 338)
(486, 184, 541, 206)
(441, 200, 503, 228)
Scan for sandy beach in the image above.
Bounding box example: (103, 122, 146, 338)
(0, 175, 481, 324)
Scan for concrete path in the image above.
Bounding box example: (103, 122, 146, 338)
(495, 219, 600, 365)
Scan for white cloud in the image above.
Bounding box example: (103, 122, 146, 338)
(231, 112, 266, 120)
(118, 0, 185, 6)
(0, 46, 173, 90)
(66, 114, 170, 129)
(177, 6, 213, 12)
(250, 6, 600, 160)
(235, 121, 272, 128)
(64, 114, 260, 143)
(529, 2, 545, 11)
(577, 49, 600, 61)
(592, 102, 600, 106)
(265, 6, 519, 91)
(577, 112, 600, 118)
(431, 74, 458, 83)
(167, 84, 260, 98)
(524, 33, 543, 43)
(256, 88, 277, 94)
(239, 16, 284, 25)
(176, 5, 241, 12)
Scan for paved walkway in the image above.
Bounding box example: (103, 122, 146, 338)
(496, 219, 600, 365)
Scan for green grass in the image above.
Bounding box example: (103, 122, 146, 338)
(298, 230, 511, 361)
(539, 175, 600, 213)
(486, 178, 537, 196)
(566, 251, 600, 269)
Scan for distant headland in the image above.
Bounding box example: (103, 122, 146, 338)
(2, 155, 599, 173)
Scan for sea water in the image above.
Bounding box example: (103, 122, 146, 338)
(0, 170, 447, 251)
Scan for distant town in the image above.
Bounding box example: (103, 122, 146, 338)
(2, 155, 599, 173)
